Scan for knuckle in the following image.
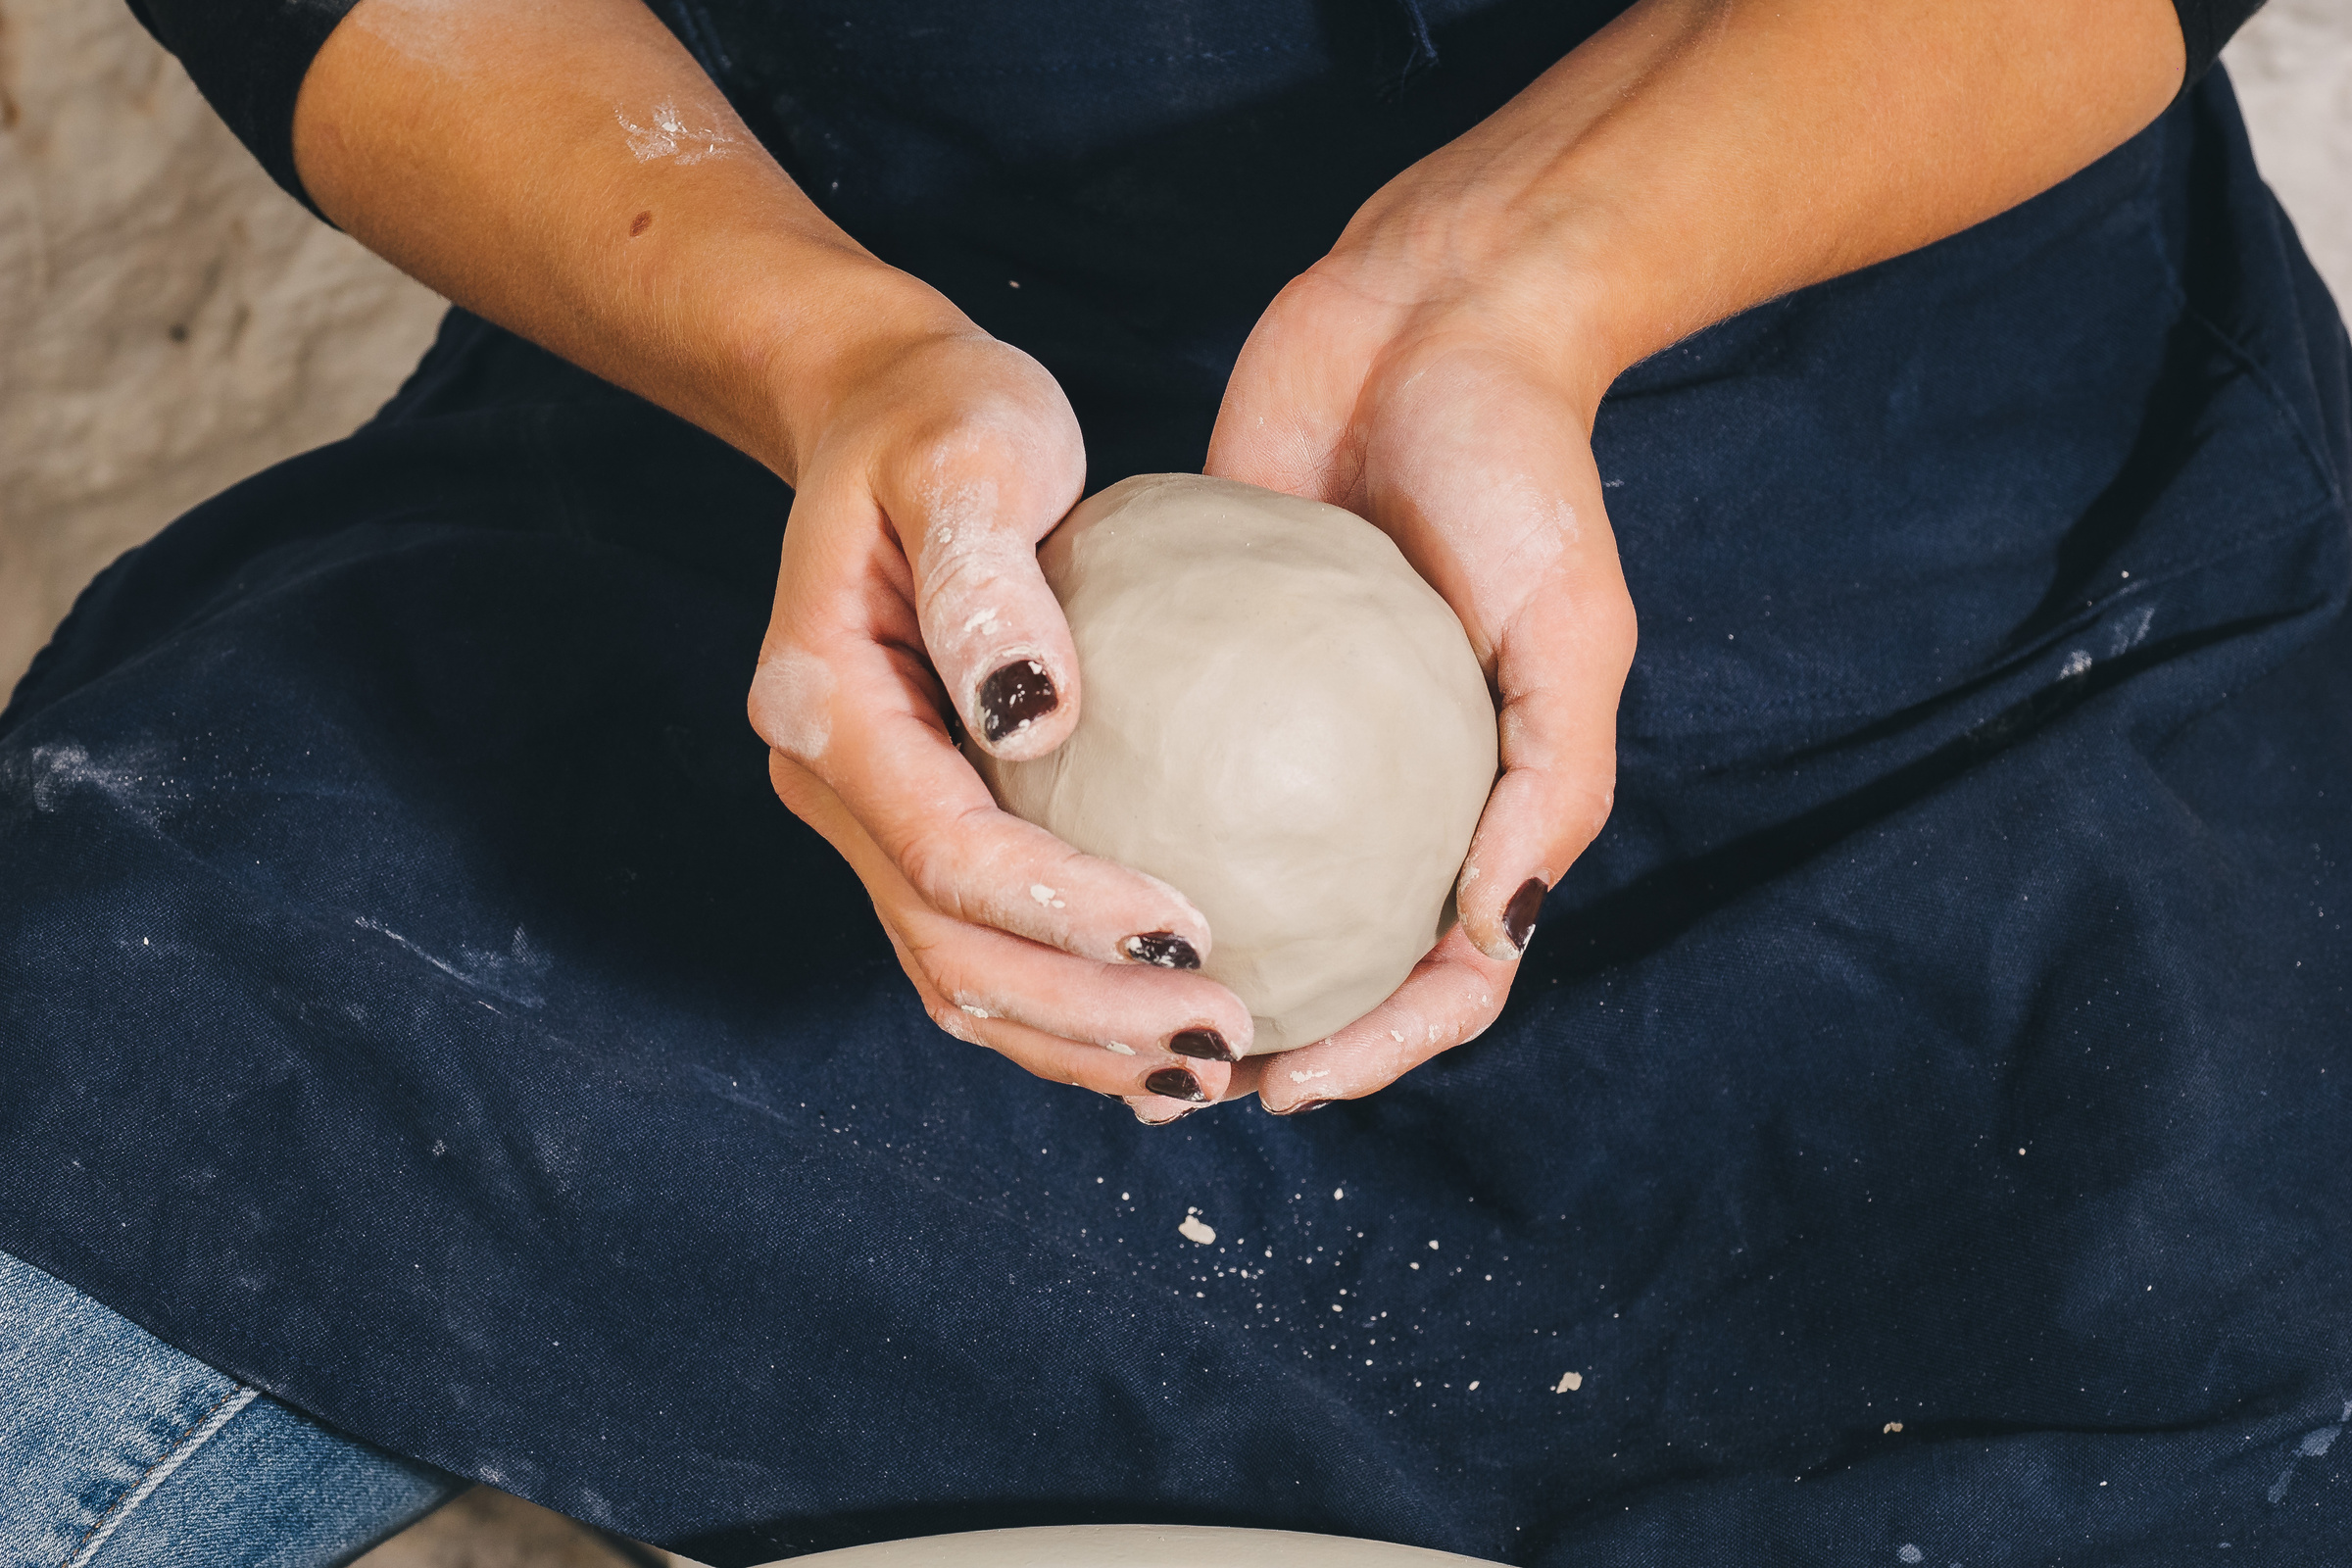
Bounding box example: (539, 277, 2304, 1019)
(893, 808, 997, 917)
(747, 646, 837, 763)
(894, 921, 961, 990)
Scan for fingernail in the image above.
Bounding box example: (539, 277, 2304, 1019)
(1145, 1067, 1207, 1102)
(1132, 1102, 1199, 1125)
(1123, 931, 1201, 970)
(977, 660, 1056, 743)
(1274, 1098, 1332, 1116)
(1167, 1028, 1233, 1061)
(1503, 877, 1546, 952)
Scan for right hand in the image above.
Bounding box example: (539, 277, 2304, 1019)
(746, 306, 1256, 1118)
(291, 0, 1253, 1115)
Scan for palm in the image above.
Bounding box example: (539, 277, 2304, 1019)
(1207, 267, 1636, 1109)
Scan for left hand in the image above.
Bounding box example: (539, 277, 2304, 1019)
(1207, 0, 2184, 1115)
(1205, 156, 1639, 1113)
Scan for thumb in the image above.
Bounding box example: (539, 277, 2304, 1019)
(886, 407, 1088, 762)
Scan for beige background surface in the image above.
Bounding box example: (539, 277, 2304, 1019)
(1, 0, 2346, 1559)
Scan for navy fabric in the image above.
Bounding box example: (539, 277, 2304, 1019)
(121, 0, 355, 219)
(2176, 0, 2271, 98)
(5, 23, 2351, 1568)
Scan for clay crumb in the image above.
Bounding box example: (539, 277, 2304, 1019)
(1179, 1214, 1216, 1245)
(1554, 1372, 1582, 1394)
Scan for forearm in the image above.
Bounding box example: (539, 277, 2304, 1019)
(1345, 0, 2186, 402)
(289, 0, 962, 483)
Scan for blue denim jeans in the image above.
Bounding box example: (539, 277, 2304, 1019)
(0, 1250, 455, 1567)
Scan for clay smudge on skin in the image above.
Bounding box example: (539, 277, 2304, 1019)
(615, 100, 737, 165)
(750, 645, 834, 761)
(910, 472, 1059, 737)
(976, 658, 1054, 742)
(1103, 1042, 1137, 1055)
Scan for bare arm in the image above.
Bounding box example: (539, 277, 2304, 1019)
(293, 0, 929, 483)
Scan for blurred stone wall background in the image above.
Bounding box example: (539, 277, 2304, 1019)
(0, 0, 2347, 1560)
(0, 0, 447, 693)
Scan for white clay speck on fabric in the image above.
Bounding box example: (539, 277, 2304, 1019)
(969, 474, 1497, 1054)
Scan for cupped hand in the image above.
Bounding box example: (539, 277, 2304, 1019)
(1208, 189, 1639, 1113)
(747, 305, 1254, 1117)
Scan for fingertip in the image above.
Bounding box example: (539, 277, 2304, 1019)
(1501, 876, 1547, 953)
(1127, 1060, 1245, 1121)
(1121, 930, 1202, 970)
(1128, 1057, 1221, 1123)
(969, 654, 1070, 757)
(1118, 873, 1217, 967)
(1458, 850, 1550, 960)
(1167, 1028, 1241, 1063)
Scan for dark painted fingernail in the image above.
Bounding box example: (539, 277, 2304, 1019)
(1275, 1098, 1332, 1117)
(1123, 931, 1201, 970)
(1504, 877, 1547, 952)
(1145, 1067, 1207, 1102)
(1167, 1028, 1233, 1061)
(977, 660, 1056, 743)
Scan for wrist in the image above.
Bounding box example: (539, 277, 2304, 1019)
(721, 251, 979, 487)
(1308, 197, 1628, 426)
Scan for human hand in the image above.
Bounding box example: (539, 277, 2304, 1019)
(1206, 169, 1639, 1113)
(747, 302, 1258, 1116)
(1203, 0, 2184, 1113)
(298, 0, 1254, 1115)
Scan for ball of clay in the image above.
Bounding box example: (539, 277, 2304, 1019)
(970, 473, 1497, 1054)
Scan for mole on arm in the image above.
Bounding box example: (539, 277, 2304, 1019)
(628, 210, 654, 237)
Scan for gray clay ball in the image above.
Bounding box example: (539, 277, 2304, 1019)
(970, 473, 1498, 1054)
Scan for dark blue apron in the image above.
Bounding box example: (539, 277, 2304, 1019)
(4, 2, 2347, 1560)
